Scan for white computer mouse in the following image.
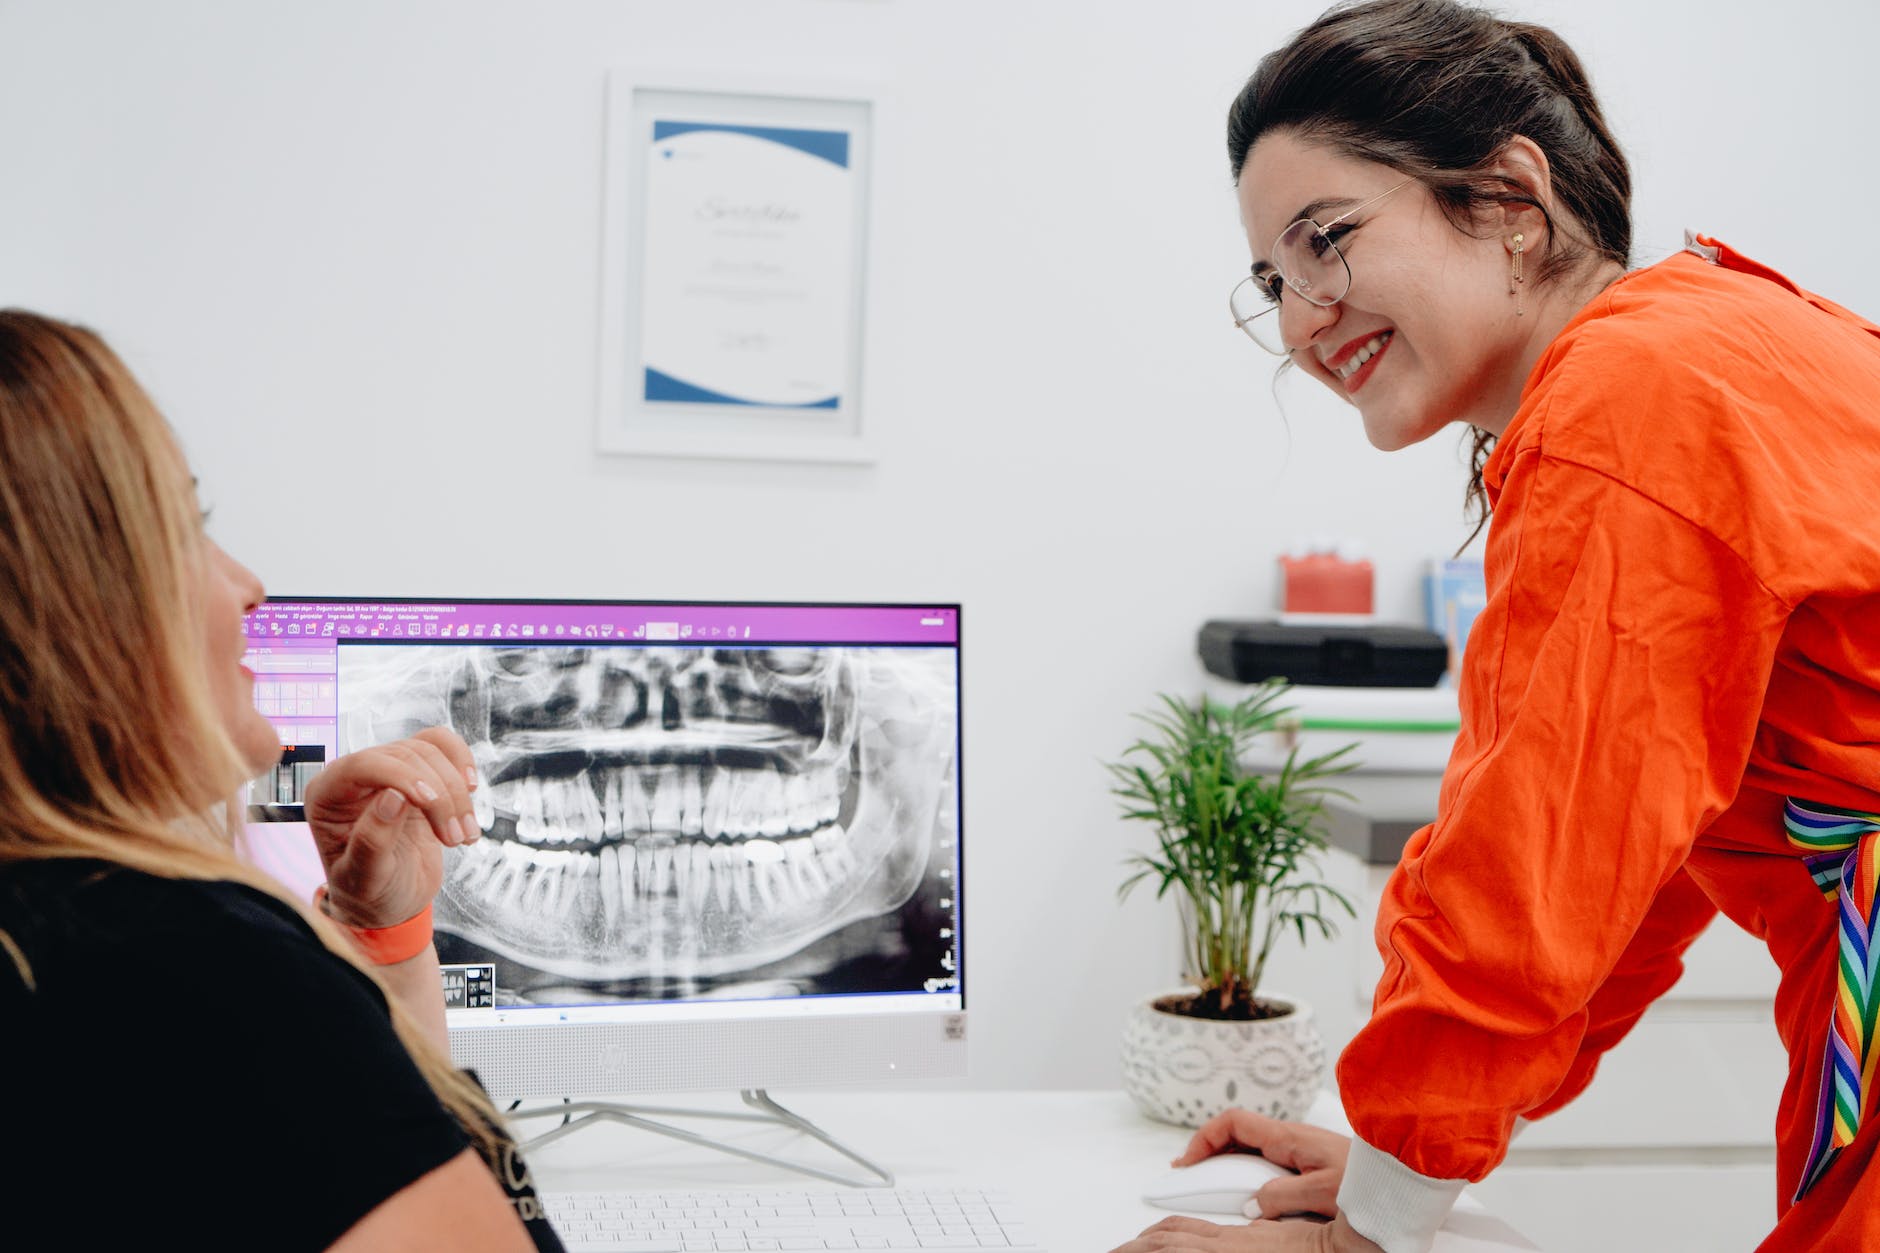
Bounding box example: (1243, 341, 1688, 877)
(1141, 1152, 1296, 1216)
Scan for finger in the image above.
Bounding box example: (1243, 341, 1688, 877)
(322, 741, 469, 849)
(1172, 1108, 1289, 1165)
(381, 738, 477, 847)
(1245, 1171, 1339, 1221)
(413, 724, 479, 792)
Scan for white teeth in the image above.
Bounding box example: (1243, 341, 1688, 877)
(730, 857, 753, 912)
(753, 861, 781, 909)
(494, 840, 533, 903)
(680, 770, 704, 837)
(742, 838, 786, 865)
(712, 845, 737, 910)
(668, 840, 687, 895)
(623, 773, 651, 835)
(518, 777, 545, 841)
(535, 855, 564, 916)
(818, 772, 841, 825)
(703, 772, 729, 835)
(599, 844, 623, 924)
(783, 774, 807, 825)
(604, 772, 624, 839)
(786, 837, 827, 896)
(759, 775, 789, 837)
(651, 768, 683, 832)
(1336, 332, 1390, 380)
(686, 845, 714, 913)
(573, 773, 604, 840)
(473, 758, 862, 930)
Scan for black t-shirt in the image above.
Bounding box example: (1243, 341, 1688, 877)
(0, 859, 537, 1250)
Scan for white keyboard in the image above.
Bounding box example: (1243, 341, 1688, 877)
(539, 1186, 1041, 1252)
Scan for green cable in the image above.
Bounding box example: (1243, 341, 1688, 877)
(1296, 717, 1460, 733)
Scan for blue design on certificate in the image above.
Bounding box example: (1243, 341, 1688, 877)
(639, 119, 857, 412)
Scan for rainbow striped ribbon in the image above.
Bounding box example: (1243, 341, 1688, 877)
(1783, 798, 1880, 1200)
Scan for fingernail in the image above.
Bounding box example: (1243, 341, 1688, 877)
(1241, 1199, 1263, 1220)
(412, 778, 440, 803)
(447, 815, 465, 845)
(374, 789, 406, 820)
(463, 765, 478, 790)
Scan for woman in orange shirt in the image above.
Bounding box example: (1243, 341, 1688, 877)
(1114, 2, 1880, 1251)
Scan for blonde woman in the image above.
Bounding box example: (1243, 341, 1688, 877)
(0, 310, 564, 1252)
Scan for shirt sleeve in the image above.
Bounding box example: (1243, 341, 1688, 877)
(1524, 865, 1719, 1120)
(1336, 450, 1790, 1199)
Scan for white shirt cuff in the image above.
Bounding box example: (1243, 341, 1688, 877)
(1337, 1136, 1468, 1253)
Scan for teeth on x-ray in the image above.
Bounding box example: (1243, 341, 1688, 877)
(337, 645, 955, 986)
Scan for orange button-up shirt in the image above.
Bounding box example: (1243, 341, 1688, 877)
(1337, 240, 1880, 1193)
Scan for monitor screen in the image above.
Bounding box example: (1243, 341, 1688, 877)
(242, 598, 965, 1098)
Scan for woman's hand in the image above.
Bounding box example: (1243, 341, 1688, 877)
(1107, 1213, 1383, 1252)
(1174, 1110, 1351, 1219)
(1103, 1112, 1379, 1252)
(302, 727, 480, 929)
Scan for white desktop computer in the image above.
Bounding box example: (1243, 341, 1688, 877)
(241, 597, 966, 1180)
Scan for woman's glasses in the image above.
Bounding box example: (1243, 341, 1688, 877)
(1229, 180, 1411, 355)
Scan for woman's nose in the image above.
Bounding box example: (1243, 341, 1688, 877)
(1279, 293, 1340, 353)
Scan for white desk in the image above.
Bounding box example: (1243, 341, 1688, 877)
(521, 1089, 1540, 1252)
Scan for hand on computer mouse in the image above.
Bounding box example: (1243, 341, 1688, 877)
(1172, 1110, 1350, 1220)
(1107, 1211, 1385, 1252)
(304, 726, 480, 930)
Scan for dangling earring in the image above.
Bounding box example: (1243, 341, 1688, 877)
(1509, 232, 1526, 317)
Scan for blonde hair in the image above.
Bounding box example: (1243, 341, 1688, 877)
(0, 309, 503, 1158)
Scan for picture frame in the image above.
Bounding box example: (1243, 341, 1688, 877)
(596, 68, 878, 465)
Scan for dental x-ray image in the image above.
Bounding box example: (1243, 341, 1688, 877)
(335, 643, 960, 1004)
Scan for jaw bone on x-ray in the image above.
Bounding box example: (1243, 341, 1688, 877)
(337, 644, 957, 1001)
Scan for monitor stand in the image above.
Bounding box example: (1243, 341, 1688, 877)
(506, 1088, 894, 1188)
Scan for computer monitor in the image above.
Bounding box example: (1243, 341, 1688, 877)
(241, 598, 965, 1102)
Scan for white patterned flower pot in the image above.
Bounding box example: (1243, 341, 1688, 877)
(1120, 988, 1326, 1127)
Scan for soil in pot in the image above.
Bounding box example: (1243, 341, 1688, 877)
(1153, 990, 1293, 1022)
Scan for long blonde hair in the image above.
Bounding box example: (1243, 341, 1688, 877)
(0, 309, 502, 1158)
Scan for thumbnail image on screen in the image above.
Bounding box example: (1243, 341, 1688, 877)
(335, 643, 959, 1006)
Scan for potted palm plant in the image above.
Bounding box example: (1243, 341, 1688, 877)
(1109, 683, 1356, 1127)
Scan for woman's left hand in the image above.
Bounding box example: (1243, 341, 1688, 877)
(302, 727, 480, 929)
(1107, 1214, 1384, 1252)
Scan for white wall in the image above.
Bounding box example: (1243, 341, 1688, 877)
(2, 0, 1876, 1100)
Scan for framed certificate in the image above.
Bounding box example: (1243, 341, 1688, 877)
(597, 69, 877, 464)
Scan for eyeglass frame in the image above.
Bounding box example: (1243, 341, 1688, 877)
(1229, 179, 1413, 355)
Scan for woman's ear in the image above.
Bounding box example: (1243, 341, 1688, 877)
(1491, 134, 1554, 236)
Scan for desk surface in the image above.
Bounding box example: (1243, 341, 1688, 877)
(522, 1088, 1539, 1252)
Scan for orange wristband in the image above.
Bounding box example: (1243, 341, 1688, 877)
(313, 886, 435, 966)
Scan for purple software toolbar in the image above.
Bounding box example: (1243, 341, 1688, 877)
(243, 601, 959, 646)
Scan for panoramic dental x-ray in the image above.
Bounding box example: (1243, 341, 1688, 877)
(337, 643, 960, 1005)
